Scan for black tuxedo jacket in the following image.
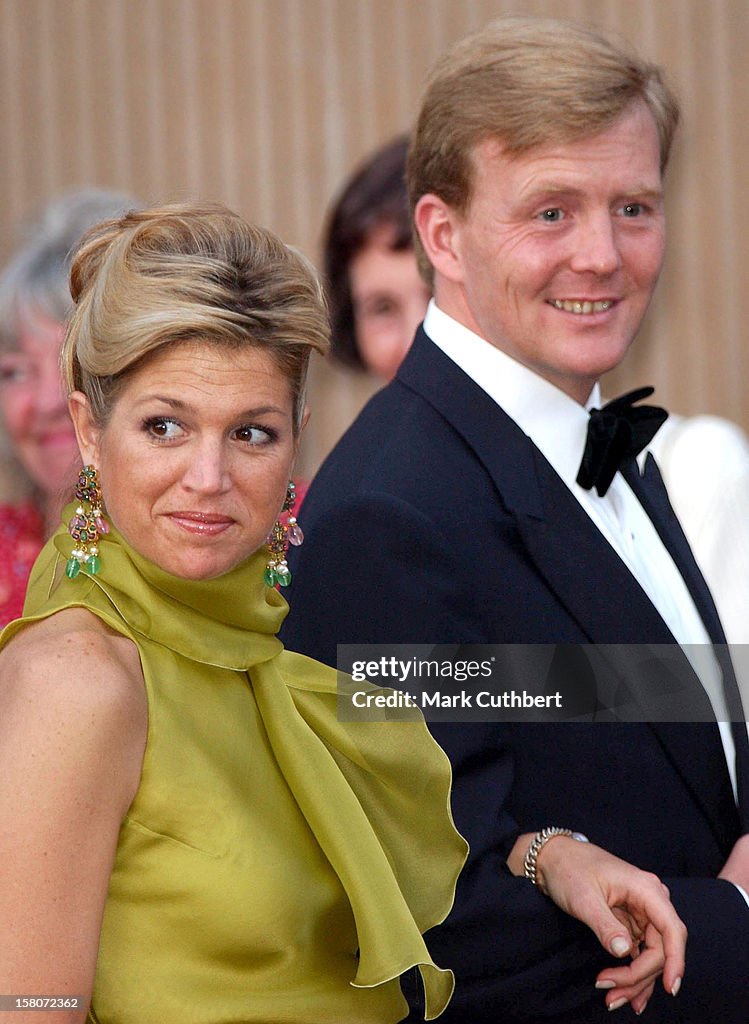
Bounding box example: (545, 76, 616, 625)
(281, 329, 749, 1023)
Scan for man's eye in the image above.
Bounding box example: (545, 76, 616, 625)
(538, 208, 564, 223)
(620, 203, 643, 217)
(234, 425, 273, 446)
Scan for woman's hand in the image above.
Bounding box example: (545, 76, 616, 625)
(508, 833, 687, 1015)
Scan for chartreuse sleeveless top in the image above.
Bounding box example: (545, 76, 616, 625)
(6, 509, 467, 1023)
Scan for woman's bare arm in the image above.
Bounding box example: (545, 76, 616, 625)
(0, 610, 147, 1023)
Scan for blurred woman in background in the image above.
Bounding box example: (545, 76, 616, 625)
(0, 188, 137, 622)
(324, 136, 429, 382)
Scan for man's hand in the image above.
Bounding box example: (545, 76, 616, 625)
(508, 834, 687, 1014)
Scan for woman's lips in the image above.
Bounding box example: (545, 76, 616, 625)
(167, 511, 236, 535)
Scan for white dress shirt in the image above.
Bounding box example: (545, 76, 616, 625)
(648, 414, 749, 647)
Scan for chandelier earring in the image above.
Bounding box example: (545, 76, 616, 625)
(264, 480, 304, 588)
(66, 465, 110, 579)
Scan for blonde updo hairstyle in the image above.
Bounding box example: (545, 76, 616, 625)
(62, 203, 329, 432)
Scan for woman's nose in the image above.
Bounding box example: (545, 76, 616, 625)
(180, 440, 232, 494)
(36, 359, 68, 414)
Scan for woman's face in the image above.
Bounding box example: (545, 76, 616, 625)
(70, 341, 298, 580)
(0, 310, 79, 498)
(349, 225, 431, 380)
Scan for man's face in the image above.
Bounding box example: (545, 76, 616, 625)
(424, 102, 665, 403)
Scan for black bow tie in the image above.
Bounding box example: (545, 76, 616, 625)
(576, 387, 668, 497)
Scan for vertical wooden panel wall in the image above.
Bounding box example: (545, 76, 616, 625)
(1, 0, 747, 477)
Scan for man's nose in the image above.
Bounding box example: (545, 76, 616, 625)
(569, 214, 622, 277)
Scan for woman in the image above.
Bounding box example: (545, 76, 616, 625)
(0, 204, 467, 1023)
(0, 189, 138, 625)
(324, 136, 429, 381)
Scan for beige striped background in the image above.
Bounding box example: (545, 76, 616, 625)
(2, 0, 748, 477)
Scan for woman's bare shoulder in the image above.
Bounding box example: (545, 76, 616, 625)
(0, 607, 146, 735)
(4, 605, 138, 665)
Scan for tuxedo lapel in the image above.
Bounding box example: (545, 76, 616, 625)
(735, 727, 749, 831)
(624, 455, 749, 827)
(623, 455, 724, 641)
(514, 449, 679, 645)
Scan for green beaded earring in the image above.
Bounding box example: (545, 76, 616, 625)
(264, 481, 303, 588)
(66, 465, 109, 579)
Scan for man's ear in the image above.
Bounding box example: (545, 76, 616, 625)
(413, 193, 465, 284)
(68, 392, 102, 466)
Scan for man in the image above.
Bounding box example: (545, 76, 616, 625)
(282, 17, 749, 1023)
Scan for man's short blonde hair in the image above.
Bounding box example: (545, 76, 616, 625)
(408, 16, 679, 276)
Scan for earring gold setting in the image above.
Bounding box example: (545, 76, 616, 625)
(264, 481, 303, 587)
(66, 465, 109, 579)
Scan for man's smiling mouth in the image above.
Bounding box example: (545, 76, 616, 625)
(549, 299, 614, 315)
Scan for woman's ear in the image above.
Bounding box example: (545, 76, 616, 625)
(68, 392, 102, 466)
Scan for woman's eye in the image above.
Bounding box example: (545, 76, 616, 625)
(234, 424, 273, 446)
(538, 208, 564, 223)
(144, 417, 184, 440)
(365, 297, 398, 318)
(0, 358, 32, 386)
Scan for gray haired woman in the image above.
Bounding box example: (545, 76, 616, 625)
(0, 188, 138, 622)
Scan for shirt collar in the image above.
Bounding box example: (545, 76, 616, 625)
(423, 299, 599, 488)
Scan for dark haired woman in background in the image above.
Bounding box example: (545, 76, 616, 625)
(324, 136, 429, 382)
